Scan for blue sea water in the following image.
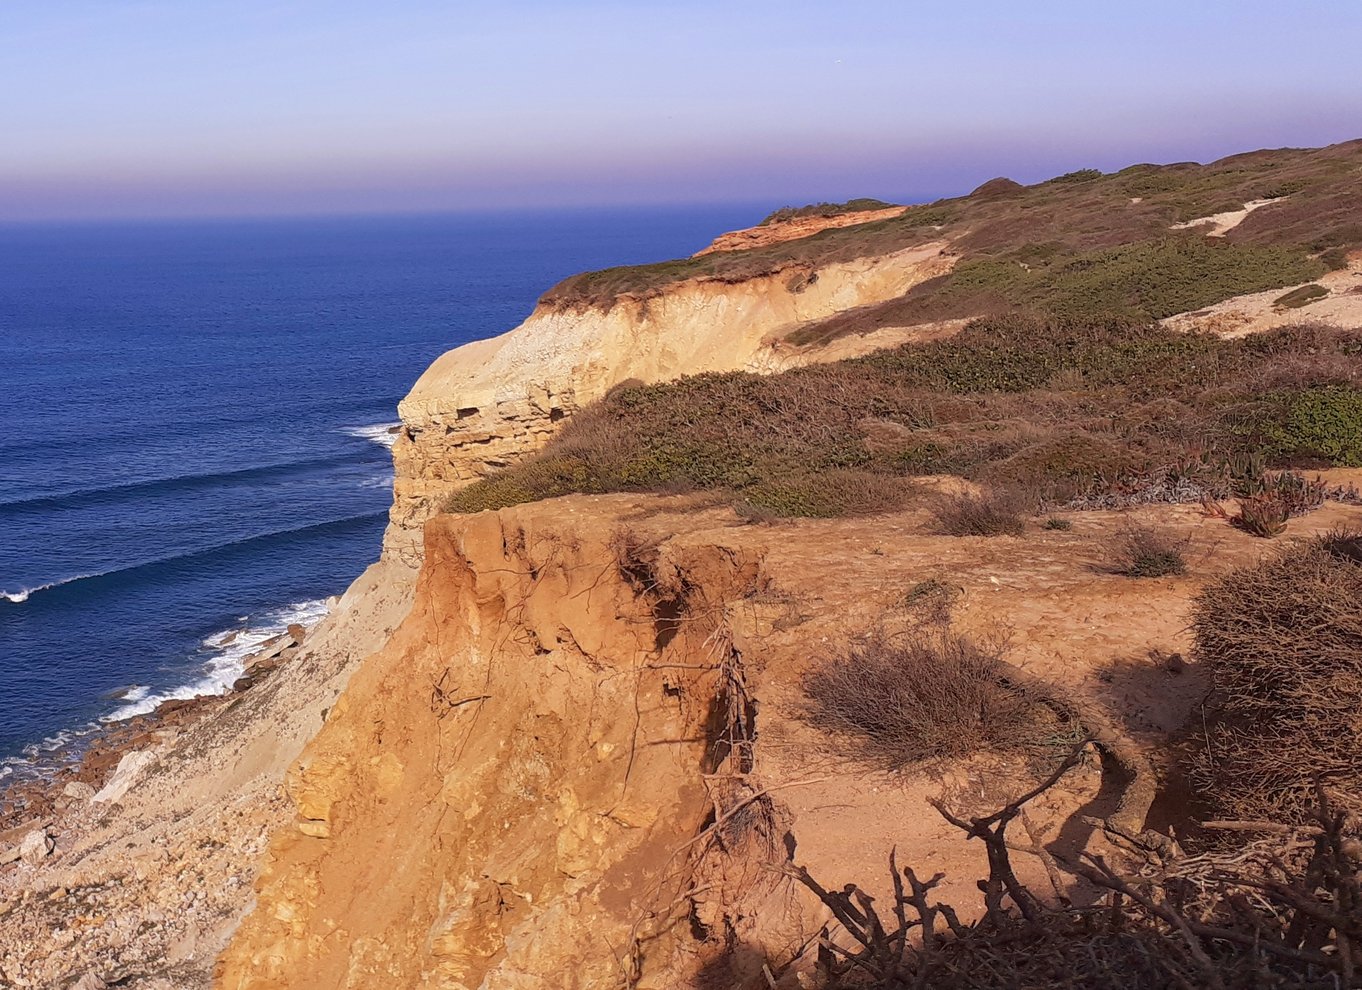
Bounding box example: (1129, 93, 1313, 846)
(0, 205, 760, 779)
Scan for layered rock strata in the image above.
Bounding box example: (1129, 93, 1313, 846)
(385, 241, 954, 566)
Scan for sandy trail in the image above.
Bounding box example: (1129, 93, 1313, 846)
(1170, 197, 1278, 236)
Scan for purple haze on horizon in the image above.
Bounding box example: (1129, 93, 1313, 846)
(3, 0, 1360, 221)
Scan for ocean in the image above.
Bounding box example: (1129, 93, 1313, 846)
(0, 205, 760, 780)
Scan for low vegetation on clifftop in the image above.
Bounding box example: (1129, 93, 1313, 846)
(447, 316, 1362, 518)
(541, 140, 1362, 312)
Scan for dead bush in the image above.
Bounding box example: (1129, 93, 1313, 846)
(1110, 524, 1188, 577)
(929, 489, 1026, 537)
(899, 578, 959, 625)
(786, 771, 1362, 990)
(1190, 528, 1362, 822)
(799, 631, 1031, 770)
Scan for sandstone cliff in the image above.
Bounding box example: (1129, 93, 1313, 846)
(7, 151, 1359, 988)
(692, 206, 908, 256)
(216, 484, 1362, 989)
(386, 241, 955, 566)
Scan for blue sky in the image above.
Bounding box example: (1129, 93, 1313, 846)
(3, 0, 1360, 220)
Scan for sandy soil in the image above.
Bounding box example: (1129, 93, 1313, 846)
(1165, 250, 1362, 336)
(1170, 198, 1278, 237)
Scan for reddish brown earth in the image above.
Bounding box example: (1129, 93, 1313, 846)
(216, 475, 1362, 989)
(694, 207, 909, 256)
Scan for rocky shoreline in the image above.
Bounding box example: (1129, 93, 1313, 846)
(0, 554, 410, 989)
(0, 622, 312, 864)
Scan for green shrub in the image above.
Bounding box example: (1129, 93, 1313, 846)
(444, 457, 595, 513)
(440, 318, 1362, 516)
(1319, 247, 1350, 270)
(1262, 387, 1362, 466)
(1260, 179, 1305, 199)
(1046, 168, 1104, 184)
(1273, 283, 1328, 309)
(980, 434, 1139, 501)
(738, 471, 911, 518)
(759, 198, 895, 225)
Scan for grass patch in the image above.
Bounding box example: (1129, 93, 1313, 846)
(930, 489, 1026, 536)
(1110, 524, 1188, 577)
(901, 578, 959, 624)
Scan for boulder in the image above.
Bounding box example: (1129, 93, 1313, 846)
(232, 676, 255, 693)
(248, 656, 283, 677)
(18, 828, 54, 866)
(244, 633, 298, 670)
(92, 750, 156, 804)
(287, 623, 307, 644)
(62, 781, 96, 801)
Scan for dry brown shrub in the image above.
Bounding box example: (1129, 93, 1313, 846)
(929, 489, 1026, 537)
(799, 631, 1031, 770)
(788, 779, 1362, 990)
(899, 578, 959, 625)
(1110, 523, 1188, 577)
(1191, 528, 1362, 822)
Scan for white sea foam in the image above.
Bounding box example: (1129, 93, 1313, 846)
(341, 422, 401, 449)
(104, 598, 331, 721)
(0, 725, 92, 783)
(359, 471, 395, 489)
(1, 573, 95, 604)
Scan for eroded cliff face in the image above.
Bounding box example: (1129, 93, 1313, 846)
(384, 242, 954, 566)
(217, 500, 787, 989)
(213, 484, 1360, 990)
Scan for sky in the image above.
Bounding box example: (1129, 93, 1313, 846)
(2, 0, 1361, 221)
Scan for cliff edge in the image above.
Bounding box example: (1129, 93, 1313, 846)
(386, 240, 954, 565)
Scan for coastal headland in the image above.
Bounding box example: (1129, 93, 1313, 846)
(3, 141, 1362, 989)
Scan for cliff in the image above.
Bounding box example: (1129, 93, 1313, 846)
(692, 205, 908, 256)
(385, 241, 955, 565)
(216, 487, 1362, 988)
(4, 144, 1360, 989)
